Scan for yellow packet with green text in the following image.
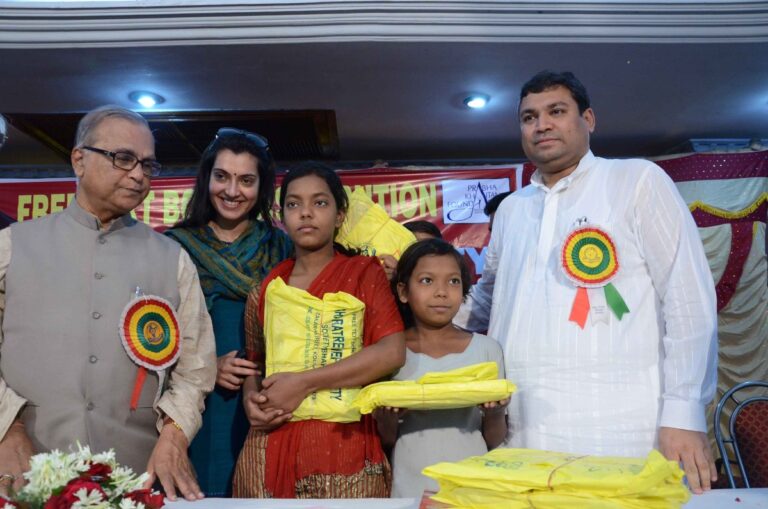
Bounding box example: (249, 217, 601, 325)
(264, 277, 364, 422)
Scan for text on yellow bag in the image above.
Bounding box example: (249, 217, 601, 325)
(264, 277, 364, 422)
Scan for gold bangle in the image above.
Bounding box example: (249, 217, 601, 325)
(163, 416, 184, 434)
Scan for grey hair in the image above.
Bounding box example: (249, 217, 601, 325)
(74, 105, 150, 147)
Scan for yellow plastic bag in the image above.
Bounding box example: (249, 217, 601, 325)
(422, 448, 689, 509)
(350, 362, 516, 414)
(336, 187, 417, 258)
(417, 362, 499, 383)
(430, 485, 687, 509)
(263, 277, 364, 422)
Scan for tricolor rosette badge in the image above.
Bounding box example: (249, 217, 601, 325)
(561, 226, 629, 328)
(119, 296, 180, 409)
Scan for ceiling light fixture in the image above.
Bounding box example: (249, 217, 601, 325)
(128, 91, 165, 109)
(0, 114, 7, 150)
(464, 94, 490, 109)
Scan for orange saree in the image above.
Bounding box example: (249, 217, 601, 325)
(232, 253, 404, 498)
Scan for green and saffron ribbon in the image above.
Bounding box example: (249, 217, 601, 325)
(561, 226, 630, 328)
(604, 282, 630, 320)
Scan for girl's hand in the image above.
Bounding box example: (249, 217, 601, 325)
(216, 350, 261, 391)
(372, 406, 407, 423)
(481, 398, 510, 449)
(243, 388, 292, 431)
(260, 372, 311, 414)
(480, 397, 510, 412)
(372, 407, 404, 450)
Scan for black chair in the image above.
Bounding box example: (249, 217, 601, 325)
(713, 380, 768, 488)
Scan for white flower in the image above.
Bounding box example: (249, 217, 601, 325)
(19, 449, 82, 501)
(105, 466, 148, 498)
(72, 487, 109, 508)
(118, 499, 146, 509)
(91, 449, 118, 470)
(10, 444, 159, 509)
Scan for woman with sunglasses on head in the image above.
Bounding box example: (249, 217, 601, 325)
(166, 128, 293, 497)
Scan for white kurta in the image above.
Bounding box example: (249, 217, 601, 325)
(455, 151, 718, 457)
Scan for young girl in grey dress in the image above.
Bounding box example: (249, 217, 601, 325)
(375, 239, 509, 498)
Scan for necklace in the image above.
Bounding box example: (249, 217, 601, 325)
(208, 221, 246, 243)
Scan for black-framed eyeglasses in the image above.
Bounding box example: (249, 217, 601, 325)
(81, 146, 162, 177)
(215, 128, 270, 150)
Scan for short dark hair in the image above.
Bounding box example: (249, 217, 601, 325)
(174, 130, 275, 229)
(483, 191, 511, 216)
(403, 220, 442, 239)
(519, 71, 591, 114)
(391, 238, 471, 327)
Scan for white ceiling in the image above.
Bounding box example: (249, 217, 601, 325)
(0, 0, 766, 166)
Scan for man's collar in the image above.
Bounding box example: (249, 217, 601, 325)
(530, 151, 596, 192)
(65, 198, 135, 232)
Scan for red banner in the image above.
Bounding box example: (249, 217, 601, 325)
(0, 165, 520, 277)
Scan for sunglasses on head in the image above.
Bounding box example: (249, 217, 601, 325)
(215, 127, 270, 150)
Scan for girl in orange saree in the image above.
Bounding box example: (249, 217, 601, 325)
(232, 162, 405, 498)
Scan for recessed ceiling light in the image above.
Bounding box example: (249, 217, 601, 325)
(128, 91, 165, 108)
(464, 94, 490, 109)
(0, 114, 7, 150)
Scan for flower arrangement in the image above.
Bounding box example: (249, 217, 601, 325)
(1, 445, 163, 509)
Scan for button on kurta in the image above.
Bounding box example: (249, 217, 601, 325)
(98, 238, 107, 244)
(86, 402, 95, 411)
(94, 272, 103, 279)
(92, 312, 101, 319)
(89, 355, 98, 364)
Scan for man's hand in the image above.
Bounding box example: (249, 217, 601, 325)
(658, 426, 717, 494)
(216, 350, 260, 391)
(144, 422, 202, 502)
(260, 372, 310, 414)
(0, 420, 34, 496)
(378, 255, 397, 281)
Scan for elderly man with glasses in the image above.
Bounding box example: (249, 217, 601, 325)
(0, 105, 216, 501)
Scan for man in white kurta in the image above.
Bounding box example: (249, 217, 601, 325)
(455, 71, 718, 493)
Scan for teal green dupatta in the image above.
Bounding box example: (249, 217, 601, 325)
(166, 221, 293, 310)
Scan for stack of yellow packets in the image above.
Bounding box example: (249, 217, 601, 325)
(422, 448, 690, 509)
(351, 362, 516, 414)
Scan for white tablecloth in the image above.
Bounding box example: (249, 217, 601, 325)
(164, 489, 768, 509)
(165, 499, 418, 509)
(685, 489, 768, 508)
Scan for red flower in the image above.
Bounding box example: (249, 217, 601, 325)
(80, 462, 113, 482)
(44, 479, 106, 509)
(0, 497, 20, 508)
(43, 495, 69, 509)
(124, 489, 164, 509)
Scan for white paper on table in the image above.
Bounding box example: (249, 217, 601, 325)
(164, 498, 419, 509)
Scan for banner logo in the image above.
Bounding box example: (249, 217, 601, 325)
(442, 179, 510, 224)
